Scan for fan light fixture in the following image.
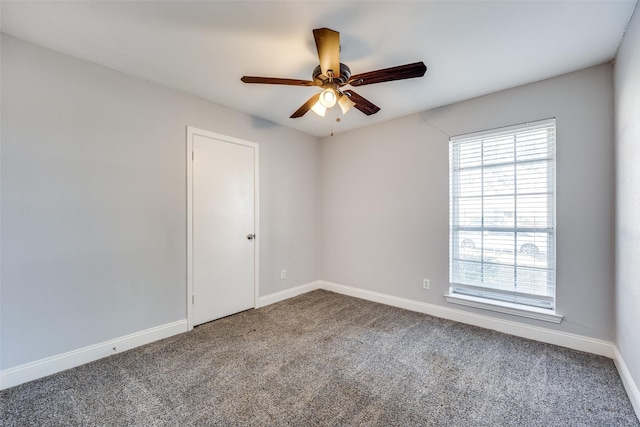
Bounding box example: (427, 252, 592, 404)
(338, 93, 356, 114)
(319, 88, 337, 108)
(311, 87, 337, 117)
(311, 101, 327, 117)
(312, 87, 355, 117)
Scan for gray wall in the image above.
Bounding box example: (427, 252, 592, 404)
(1, 35, 319, 369)
(615, 5, 640, 398)
(320, 64, 615, 341)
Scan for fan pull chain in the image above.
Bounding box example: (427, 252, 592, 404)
(330, 104, 340, 136)
(330, 111, 334, 137)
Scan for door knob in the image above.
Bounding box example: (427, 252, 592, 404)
(247, 234, 255, 240)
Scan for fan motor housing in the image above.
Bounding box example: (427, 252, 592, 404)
(313, 63, 351, 86)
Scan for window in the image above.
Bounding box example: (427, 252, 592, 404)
(447, 119, 558, 319)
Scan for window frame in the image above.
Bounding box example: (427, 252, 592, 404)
(446, 118, 561, 322)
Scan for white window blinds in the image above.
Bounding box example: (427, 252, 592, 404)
(449, 118, 556, 310)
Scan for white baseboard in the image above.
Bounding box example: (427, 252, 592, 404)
(614, 346, 640, 420)
(0, 320, 188, 391)
(318, 281, 614, 358)
(256, 281, 322, 308)
(1, 281, 322, 391)
(0, 282, 618, 393)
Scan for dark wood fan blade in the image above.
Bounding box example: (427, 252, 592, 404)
(348, 62, 427, 86)
(342, 90, 380, 115)
(313, 28, 340, 79)
(241, 76, 317, 86)
(290, 93, 321, 118)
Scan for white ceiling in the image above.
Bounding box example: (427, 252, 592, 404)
(1, 1, 637, 137)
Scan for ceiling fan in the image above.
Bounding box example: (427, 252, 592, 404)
(241, 28, 427, 119)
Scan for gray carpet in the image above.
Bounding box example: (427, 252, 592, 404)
(1, 290, 638, 426)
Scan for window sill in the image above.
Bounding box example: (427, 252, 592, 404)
(444, 293, 563, 323)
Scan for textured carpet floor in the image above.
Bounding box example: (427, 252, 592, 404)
(1, 290, 638, 426)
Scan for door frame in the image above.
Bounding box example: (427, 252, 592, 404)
(186, 126, 259, 331)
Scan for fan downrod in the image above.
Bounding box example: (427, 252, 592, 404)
(312, 63, 351, 87)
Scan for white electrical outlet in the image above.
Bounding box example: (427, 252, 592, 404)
(423, 279, 430, 290)
(281, 270, 287, 280)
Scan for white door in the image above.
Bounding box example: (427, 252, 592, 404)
(188, 128, 258, 327)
